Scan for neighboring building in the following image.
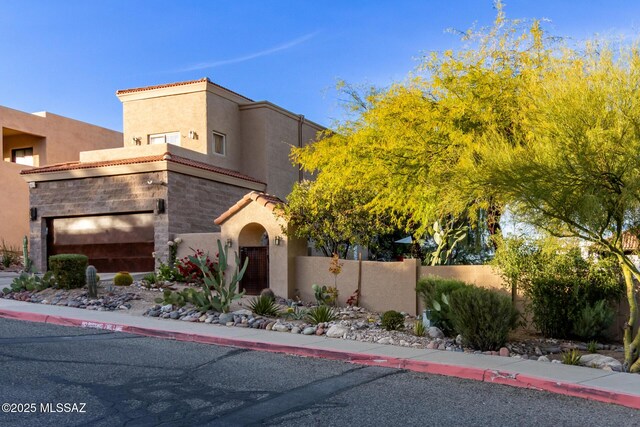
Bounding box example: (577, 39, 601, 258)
(22, 78, 324, 273)
(0, 106, 122, 248)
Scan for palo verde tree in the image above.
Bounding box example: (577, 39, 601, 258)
(293, 3, 548, 250)
(476, 42, 640, 372)
(281, 180, 392, 258)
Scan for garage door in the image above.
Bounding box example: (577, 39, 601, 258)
(47, 213, 155, 272)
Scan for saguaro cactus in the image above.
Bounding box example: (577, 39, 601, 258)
(22, 236, 31, 273)
(86, 265, 98, 298)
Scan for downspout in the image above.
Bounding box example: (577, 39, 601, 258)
(297, 114, 305, 183)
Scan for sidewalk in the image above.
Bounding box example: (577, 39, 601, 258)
(0, 298, 638, 410)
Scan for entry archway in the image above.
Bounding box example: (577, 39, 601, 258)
(238, 222, 269, 295)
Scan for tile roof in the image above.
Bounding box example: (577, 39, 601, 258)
(621, 232, 640, 252)
(20, 152, 265, 184)
(214, 191, 285, 225)
(115, 78, 253, 101)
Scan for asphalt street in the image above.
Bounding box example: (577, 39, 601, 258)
(0, 318, 637, 426)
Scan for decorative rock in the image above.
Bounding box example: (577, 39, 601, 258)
(426, 341, 438, 350)
(291, 327, 301, 334)
(225, 321, 235, 327)
(205, 317, 213, 324)
(219, 313, 234, 324)
(428, 327, 444, 339)
(161, 304, 173, 312)
(303, 327, 316, 335)
(455, 334, 463, 346)
(499, 347, 510, 357)
(199, 314, 207, 322)
(551, 359, 562, 364)
(266, 322, 276, 331)
(376, 337, 393, 345)
(233, 309, 253, 316)
(326, 325, 349, 339)
(170, 311, 180, 319)
(273, 323, 290, 332)
(537, 356, 550, 362)
(148, 310, 160, 317)
(315, 328, 324, 336)
(579, 354, 623, 371)
(438, 344, 447, 350)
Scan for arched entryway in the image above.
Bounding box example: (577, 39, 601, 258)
(238, 222, 269, 295)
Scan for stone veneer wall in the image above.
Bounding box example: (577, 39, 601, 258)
(29, 169, 254, 271)
(29, 171, 168, 272)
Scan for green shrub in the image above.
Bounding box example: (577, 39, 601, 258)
(48, 254, 88, 289)
(587, 340, 599, 354)
(155, 288, 191, 307)
(1, 239, 20, 268)
(561, 349, 582, 365)
(414, 320, 426, 337)
(306, 305, 337, 325)
(572, 300, 615, 341)
(416, 275, 469, 336)
(381, 310, 405, 331)
(113, 271, 133, 287)
(143, 272, 157, 285)
(249, 295, 281, 317)
(449, 286, 519, 351)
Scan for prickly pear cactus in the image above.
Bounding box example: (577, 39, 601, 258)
(86, 265, 98, 298)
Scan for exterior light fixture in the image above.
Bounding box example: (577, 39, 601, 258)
(132, 137, 142, 145)
(274, 236, 282, 246)
(226, 238, 233, 248)
(188, 130, 198, 139)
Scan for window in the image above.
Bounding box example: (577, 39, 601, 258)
(11, 148, 34, 166)
(212, 131, 225, 156)
(148, 132, 180, 145)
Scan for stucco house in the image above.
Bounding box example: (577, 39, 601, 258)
(22, 78, 323, 274)
(0, 106, 122, 248)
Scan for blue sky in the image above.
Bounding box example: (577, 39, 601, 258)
(1, 1, 639, 131)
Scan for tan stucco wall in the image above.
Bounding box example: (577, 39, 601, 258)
(118, 81, 324, 201)
(0, 161, 30, 247)
(295, 257, 419, 314)
(218, 202, 293, 298)
(0, 105, 122, 247)
(174, 232, 222, 260)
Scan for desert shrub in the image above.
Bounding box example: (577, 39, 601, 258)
(572, 300, 615, 341)
(155, 288, 191, 307)
(48, 254, 88, 289)
(1, 239, 20, 268)
(381, 310, 405, 331)
(249, 295, 281, 317)
(306, 305, 337, 324)
(414, 320, 426, 337)
(177, 249, 215, 284)
(157, 263, 184, 283)
(449, 286, 519, 351)
(114, 271, 133, 287)
(494, 238, 623, 339)
(587, 340, 599, 353)
(142, 272, 157, 285)
(416, 275, 469, 336)
(561, 349, 582, 365)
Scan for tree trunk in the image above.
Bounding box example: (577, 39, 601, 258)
(616, 255, 639, 373)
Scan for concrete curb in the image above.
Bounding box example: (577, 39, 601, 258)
(1, 308, 639, 410)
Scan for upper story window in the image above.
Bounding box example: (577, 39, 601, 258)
(212, 131, 226, 156)
(148, 132, 180, 146)
(11, 148, 34, 166)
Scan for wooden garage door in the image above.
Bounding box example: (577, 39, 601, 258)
(47, 213, 155, 272)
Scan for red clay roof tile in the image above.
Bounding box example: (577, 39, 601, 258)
(214, 191, 284, 225)
(115, 78, 253, 102)
(20, 153, 264, 185)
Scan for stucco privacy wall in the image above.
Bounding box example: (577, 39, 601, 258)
(294, 257, 419, 314)
(174, 233, 222, 260)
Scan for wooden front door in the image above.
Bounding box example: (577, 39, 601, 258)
(239, 246, 269, 295)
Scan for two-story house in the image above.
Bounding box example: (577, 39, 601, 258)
(22, 78, 323, 273)
(0, 106, 122, 249)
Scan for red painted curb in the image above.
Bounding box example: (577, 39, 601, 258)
(2, 308, 639, 410)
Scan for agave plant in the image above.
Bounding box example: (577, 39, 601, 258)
(249, 295, 281, 317)
(306, 305, 337, 325)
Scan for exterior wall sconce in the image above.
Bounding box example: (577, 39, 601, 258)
(132, 137, 142, 145)
(188, 130, 198, 140)
(29, 207, 37, 221)
(226, 238, 233, 248)
(28, 181, 37, 189)
(155, 198, 165, 214)
(274, 236, 282, 246)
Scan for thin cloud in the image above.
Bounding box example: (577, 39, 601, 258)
(178, 32, 319, 72)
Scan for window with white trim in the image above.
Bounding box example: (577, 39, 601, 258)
(11, 147, 34, 166)
(212, 131, 225, 156)
(148, 132, 180, 145)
